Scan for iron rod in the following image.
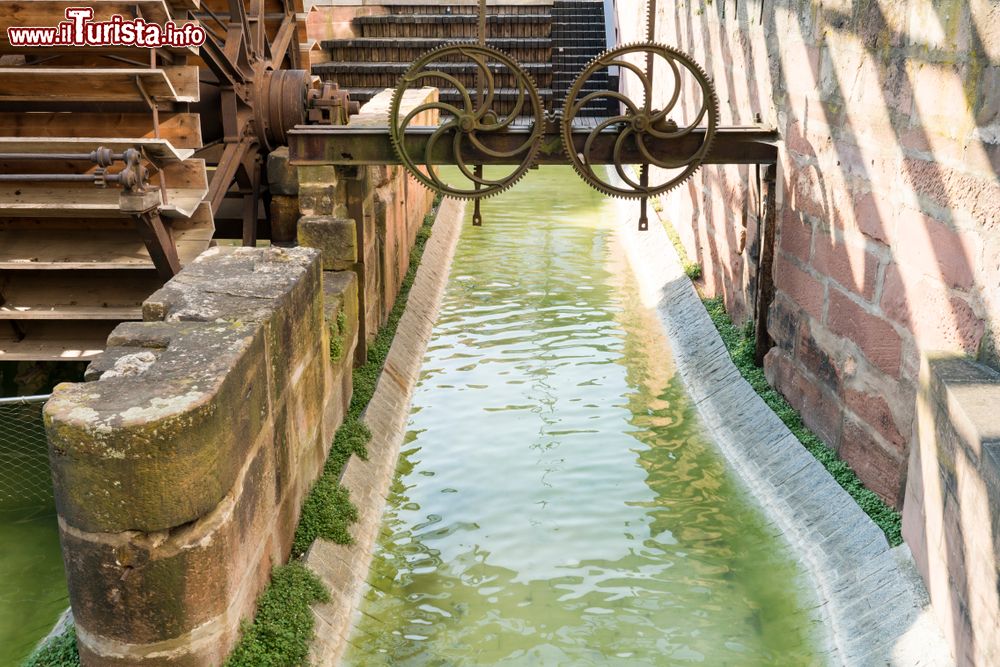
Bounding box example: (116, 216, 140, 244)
(0, 152, 126, 161)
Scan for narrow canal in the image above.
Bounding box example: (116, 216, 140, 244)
(344, 167, 821, 665)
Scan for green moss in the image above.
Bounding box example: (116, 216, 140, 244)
(657, 210, 702, 282)
(702, 297, 903, 546)
(227, 195, 441, 665)
(21, 626, 79, 667)
(223, 563, 329, 667)
(328, 311, 348, 362)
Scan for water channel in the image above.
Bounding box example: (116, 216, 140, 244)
(344, 167, 821, 665)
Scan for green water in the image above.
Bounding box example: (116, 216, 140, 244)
(0, 404, 68, 666)
(345, 167, 821, 666)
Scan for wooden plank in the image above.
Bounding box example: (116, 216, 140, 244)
(0, 270, 155, 320)
(0, 210, 212, 268)
(0, 67, 199, 103)
(0, 184, 125, 217)
(0, 1, 175, 24)
(0, 304, 142, 320)
(0, 321, 115, 360)
(0, 113, 203, 149)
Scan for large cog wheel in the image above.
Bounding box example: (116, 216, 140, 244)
(561, 42, 720, 199)
(389, 43, 546, 200)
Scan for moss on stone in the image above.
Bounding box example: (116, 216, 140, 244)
(21, 625, 79, 667)
(702, 297, 903, 546)
(223, 563, 329, 667)
(225, 195, 441, 665)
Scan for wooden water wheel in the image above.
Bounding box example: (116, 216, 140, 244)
(0, 0, 316, 361)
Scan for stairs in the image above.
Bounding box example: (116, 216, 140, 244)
(316, 1, 612, 118)
(551, 0, 618, 116)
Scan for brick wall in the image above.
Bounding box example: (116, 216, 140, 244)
(620, 0, 1000, 507)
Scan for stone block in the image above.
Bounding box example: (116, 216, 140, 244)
(323, 270, 359, 364)
(63, 426, 278, 645)
(828, 287, 902, 378)
(841, 416, 906, 506)
(812, 230, 880, 301)
(266, 146, 298, 196)
(45, 320, 268, 533)
(270, 195, 300, 245)
(774, 253, 825, 321)
(47, 246, 347, 665)
(298, 216, 358, 271)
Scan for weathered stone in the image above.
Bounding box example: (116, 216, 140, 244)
(298, 216, 358, 271)
(47, 245, 359, 666)
(904, 353, 1000, 666)
(269, 195, 300, 245)
(45, 320, 267, 533)
(266, 146, 298, 196)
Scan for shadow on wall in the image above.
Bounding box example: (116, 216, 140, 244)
(626, 0, 998, 664)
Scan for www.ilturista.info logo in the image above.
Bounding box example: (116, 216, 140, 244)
(7, 7, 206, 48)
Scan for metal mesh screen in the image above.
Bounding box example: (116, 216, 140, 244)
(0, 395, 53, 510)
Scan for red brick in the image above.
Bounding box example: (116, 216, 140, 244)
(765, 347, 844, 449)
(881, 264, 985, 354)
(828, 288, 902, 378)
(840, 417, 907, 507)
(901, 157, 1000, 231)
(790, 163, 826, 219)
(774, 253, 825, 321)
(812, 231, 880, 301)
(852, 191, 892, 245)
(892, 212, 978, 290)
(767, 294, 798, 352)
(796, 318, 842, 391)
(779, 207, 813, 262)
(843, 387, 907, 452)
(785, 119, 817, 157)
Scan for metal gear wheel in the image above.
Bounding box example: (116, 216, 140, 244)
(561, 42, 720, 199)
(389, 43, 546, 200)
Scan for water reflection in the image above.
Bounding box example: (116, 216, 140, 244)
(345, 168, 818, 666)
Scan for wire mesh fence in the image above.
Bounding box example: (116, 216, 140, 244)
(0, 395, 53, 510)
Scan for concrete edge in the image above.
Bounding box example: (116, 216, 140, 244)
(613, 197, 953, 667)
(304, 198, 466, 666)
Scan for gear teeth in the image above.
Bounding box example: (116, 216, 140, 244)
(559, 41, 721, 199)
(387, 42, 546, 201)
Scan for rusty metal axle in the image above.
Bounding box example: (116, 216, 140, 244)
(288, 124, 778, 167)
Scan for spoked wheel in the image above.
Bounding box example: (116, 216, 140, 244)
(0, 0, 311, 361)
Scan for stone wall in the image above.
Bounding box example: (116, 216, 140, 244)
(44, 247, 358, 665)
(621, 0, 1000, 508)
(903, 355, 1000, 666)
(294, 87, 438, 360)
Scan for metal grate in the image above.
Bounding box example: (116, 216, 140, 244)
(0, 395, 53, 509)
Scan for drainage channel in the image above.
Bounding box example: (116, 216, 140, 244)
(342, 167, 821, 665)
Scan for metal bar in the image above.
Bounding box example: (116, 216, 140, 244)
(0, 174, 100, 182)
(0, 394, 51, 406)
(132, 209, 181, 281)
(289, 126, 779, 166)
(0, 152, 126, 161)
